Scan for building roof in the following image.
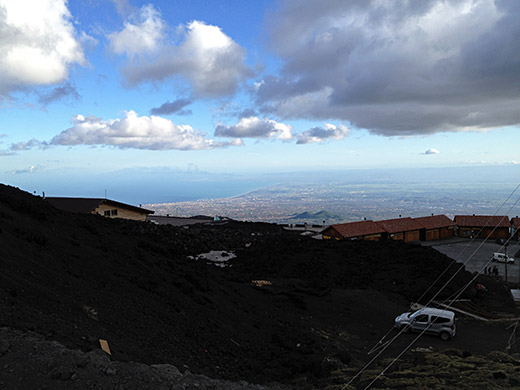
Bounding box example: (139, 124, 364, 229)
(322, 220, 385, 238)
(454, 215, 510, 228)
(46, 197, 154, 215)
(375, 217, 423, 234)
(413, 215, 455, 230)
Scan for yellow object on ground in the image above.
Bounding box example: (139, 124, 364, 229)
(99, 339, 111, 355)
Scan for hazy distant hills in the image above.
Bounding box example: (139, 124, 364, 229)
(146, 166, 520, 224)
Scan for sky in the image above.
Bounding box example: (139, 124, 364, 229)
(0, 0, 519, 202)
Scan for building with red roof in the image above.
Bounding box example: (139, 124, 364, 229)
(321, 220, 385, 241)
(413, 214, 456, 241)
(375, 217, 424, 243)
(322, 214, 515, 243)
(511, 217, 520, 240)
(454, 215, 510, 239)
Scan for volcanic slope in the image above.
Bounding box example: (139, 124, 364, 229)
(0, 184, 518, 389)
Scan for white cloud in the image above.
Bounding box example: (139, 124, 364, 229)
(260, 0, 520, 135)
(9, 164, 42, 174)
(215, 116, 292, 140)
(108, 4, 164, 57)
(110, 6, 252, 97)
(424, 148, 440, 155)
(50, 111, 241, 150)
(296, 123, 349, 144)
(0, 0, 85, 96)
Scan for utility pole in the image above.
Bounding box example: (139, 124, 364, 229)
(504, 243, 509, 284)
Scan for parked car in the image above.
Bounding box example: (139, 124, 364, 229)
(493, 252, 514, 263)
(394, 307, 456, 341)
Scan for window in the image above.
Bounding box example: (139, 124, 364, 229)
(111, 209, 118, 216)
(432, 316, 450, 324)
(414, 314, 428, 323)
(104, 210, 111, 216)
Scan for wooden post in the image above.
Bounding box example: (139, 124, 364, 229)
(504, 243, 509, 284)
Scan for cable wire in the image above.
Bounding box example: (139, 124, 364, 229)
(364, 183, 520, 356)
(361, 212, 520, 390)
(344, 188, 520, 389)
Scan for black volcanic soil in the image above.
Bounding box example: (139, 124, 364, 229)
(0, 184, 519, 389)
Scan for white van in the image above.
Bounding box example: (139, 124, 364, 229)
(394, 307, 456, 341)
(493, 252, 514, 263)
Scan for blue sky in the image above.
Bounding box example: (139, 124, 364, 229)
(0, 0, 519, 202)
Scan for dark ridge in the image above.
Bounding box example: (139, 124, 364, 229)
(0, 183, 515, 387)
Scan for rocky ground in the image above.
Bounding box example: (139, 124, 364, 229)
(1, 183, 520, 389)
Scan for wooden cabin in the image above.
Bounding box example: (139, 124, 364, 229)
(511, 217, 520, 240)
(375, 217, 423, 243)
(454, 215, 510, 239)
(46, 197, 154, 221)
(414, 215, 455, 241)
(321, 220, 385, 241)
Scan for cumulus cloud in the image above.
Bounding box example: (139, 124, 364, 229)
(296, 123, 349, 144)
(424, 148, 441, 155)
(110, 6, 252, 97)
(38, 82, 79, 105)
(108, 4, 164, 57)
(215, 116, 292, 140)
(0, 0, 85, 96)
(150, 99, 192, 115)
(259, 0, 520, 135)
(49, 111, 241, 150)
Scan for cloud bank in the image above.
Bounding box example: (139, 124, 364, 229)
(50, 111, 241, 150)
(424, 148, 441, 155)
(0, 0, 85, 97)
(259, 0, 520, 136)
(110, 5, 252, 97)
(9, 111, 242, 152)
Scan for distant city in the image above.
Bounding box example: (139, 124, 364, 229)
(146, 166, 520, 224)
